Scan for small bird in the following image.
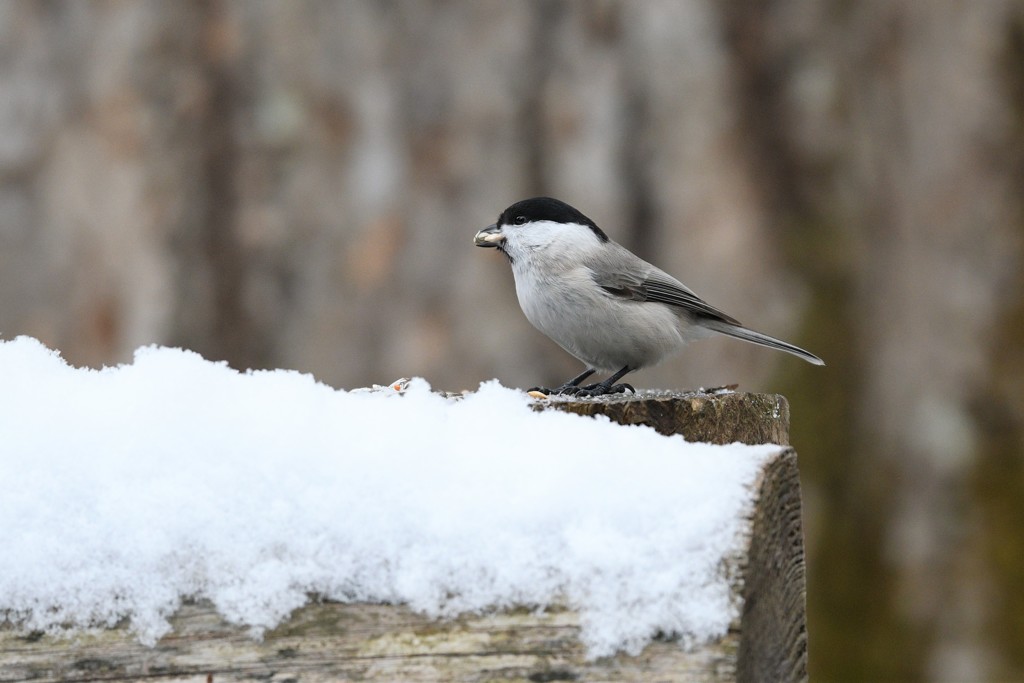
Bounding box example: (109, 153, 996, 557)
(474, 197, 824, 397)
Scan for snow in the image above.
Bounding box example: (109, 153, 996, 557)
(0, 336, 778, 657)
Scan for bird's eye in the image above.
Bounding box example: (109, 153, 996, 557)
(513, 215, 527, 225)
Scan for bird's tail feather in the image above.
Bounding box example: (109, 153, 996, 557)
(701, 320, 825, 366)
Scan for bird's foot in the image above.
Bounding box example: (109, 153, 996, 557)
(527, 381, 586, 396)
(527, 382, 635, 398)
(528, 370, 634, 398)
(573, 382, 635, 398)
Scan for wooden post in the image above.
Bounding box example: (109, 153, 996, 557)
(540, 389, 792, 444)
(0, 391, 808, 683)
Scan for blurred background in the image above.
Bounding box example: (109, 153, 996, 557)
(1, 1, 1022, 679)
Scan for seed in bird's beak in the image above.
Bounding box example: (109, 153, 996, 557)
(474, 224, 505, 247)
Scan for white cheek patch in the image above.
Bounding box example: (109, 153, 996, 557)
(509, 221, 602, 251)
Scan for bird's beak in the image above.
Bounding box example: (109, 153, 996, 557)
(474, 223, 505, 248)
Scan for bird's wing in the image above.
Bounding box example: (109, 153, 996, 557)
(590, 263, 741, 326)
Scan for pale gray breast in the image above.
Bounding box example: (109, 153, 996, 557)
(511, 259, 691, 371)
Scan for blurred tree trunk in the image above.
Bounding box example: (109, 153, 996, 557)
(0, 1, 1022, 679)
(720, 0, 1024, 679)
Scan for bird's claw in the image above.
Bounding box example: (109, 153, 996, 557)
(572, 382, 635, 398)
(535, 382, 588, 396)
(527, 381, 635, 398)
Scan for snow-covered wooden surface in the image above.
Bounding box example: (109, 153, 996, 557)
(0, 383, 808, 682)
(1, 446, 805, 683)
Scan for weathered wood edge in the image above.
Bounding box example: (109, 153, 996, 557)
(0, 601, 743, 683)
(536, 390, 791, 445)
(737, 447, 808, 683)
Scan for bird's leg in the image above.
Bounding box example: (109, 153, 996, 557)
(576, 365, 635, 397)
(528, 368, 595, 396)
